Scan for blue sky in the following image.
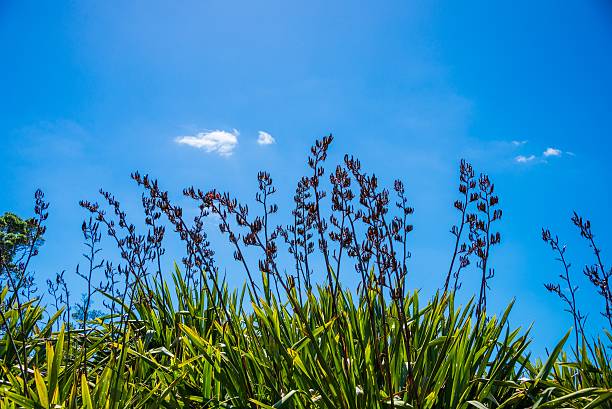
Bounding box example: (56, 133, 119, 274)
(1, 0, 612, 354)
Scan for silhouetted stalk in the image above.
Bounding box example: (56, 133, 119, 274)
(308, 136, 336, 313)
(204, 192, 260, 302)
(474, 174, 501, 319)
(445, 160, 477, 293)
(76, 218, 103, 375)
(572, 212, 612, 331)
(542, 228, 589, 357)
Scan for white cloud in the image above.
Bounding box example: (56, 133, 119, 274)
(512, 140, 528, 146)
(175, 129, 239, 157)
(515, 155, 536, 163)
(543, 147, 562, 157)
(257, 131, 275, 145)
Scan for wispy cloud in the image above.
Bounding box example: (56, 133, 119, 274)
(512, 140, 528, 146)
(543, 147, 562, 157)
(514, 146, 573, 165)
(175, 129, 239, 157)
(515, 155, 536, 163)
(257, 131, 276, 145)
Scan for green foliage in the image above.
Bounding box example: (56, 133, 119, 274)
(0, 212, 37, 269)
(1, 139, 610, 408)
(0, 268, 609, 408)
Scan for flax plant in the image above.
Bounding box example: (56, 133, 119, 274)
(0, 137, 610, 409)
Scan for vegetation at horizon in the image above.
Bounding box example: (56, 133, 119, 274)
(0, 136, 610, 408)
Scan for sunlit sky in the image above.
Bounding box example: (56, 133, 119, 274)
(2, 1, 612, 354)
